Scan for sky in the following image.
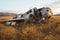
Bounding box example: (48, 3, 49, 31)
(0, 0, 60, 14)
(47, 1, 60, 14)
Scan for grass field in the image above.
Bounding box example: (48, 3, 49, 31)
(0, 15, 15, 20)
(0, 15, 60, 40)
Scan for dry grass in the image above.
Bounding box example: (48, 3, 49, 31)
(0, 15, 15, 20)
(0, 15, 60, 40)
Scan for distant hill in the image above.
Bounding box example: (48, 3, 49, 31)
(0, 12, 18, 16)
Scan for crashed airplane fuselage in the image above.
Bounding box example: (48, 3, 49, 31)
(5, 7, 53, 25)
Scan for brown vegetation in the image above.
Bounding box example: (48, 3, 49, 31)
(0, 15, 60, 40)
(0, 16, 14, 20)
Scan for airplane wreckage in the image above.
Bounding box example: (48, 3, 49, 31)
(0, 7, 53, 26)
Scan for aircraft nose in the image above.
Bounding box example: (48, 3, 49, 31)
(48, 10, 52, 17)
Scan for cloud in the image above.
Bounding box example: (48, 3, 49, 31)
(46, 1, 60, 14)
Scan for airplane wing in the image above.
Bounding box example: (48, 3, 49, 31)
(0, 18, 25, 22)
